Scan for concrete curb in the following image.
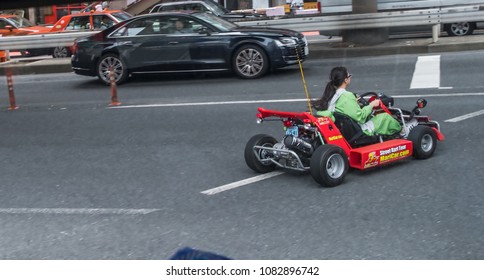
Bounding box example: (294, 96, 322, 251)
(0, 58, 72, 76)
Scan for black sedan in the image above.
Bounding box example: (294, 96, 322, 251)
(71, 11, 309, 85)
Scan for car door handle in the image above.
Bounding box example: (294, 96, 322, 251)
(168, 41, 179, 45)
(120, 41, 134, 46)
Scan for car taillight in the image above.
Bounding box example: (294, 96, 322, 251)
(92, 32, 104, 41)
(71, 41, 78, 54)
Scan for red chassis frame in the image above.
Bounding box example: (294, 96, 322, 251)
(256, 107, 443, 170)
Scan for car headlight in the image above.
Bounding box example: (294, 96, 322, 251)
(275, 38, 298, 47)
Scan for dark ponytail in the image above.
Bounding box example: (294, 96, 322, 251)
(312, 66, 349, 111)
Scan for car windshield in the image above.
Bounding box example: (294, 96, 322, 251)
(192, 12, 237, 31)
(8, 16, 35, 27)
(111, 11, 133, 22)
(203, 0, 230, 15)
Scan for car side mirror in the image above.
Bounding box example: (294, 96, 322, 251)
(5, 25, 14, 31)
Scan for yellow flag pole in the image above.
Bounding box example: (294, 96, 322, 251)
(295, 46, 313, 115)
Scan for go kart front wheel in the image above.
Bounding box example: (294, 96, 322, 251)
(310, 145, 348, 187)
(244, 134, 278, 173)
(408, 125, 437, 159)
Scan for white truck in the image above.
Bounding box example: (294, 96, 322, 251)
(318, 0, 484, 36)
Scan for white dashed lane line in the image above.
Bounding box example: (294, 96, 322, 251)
(0, 208, 160, 215)
(201, 171, 285, 195)
(445, 109, 484, 123)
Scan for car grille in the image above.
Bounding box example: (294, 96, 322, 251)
(282, 38, 308, 62)
(296, 38, 308, 60)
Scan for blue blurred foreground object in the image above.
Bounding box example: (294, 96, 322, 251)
(170, 247, 231, 260)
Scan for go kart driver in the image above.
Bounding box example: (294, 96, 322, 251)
(312, 66, 402, 136)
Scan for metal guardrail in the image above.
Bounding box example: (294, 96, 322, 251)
(237, 8, 440, 31)
(0, 31, 96, 51)
(0, 5, 483, 51)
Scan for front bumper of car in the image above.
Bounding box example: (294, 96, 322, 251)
(276, 37, 309, 65)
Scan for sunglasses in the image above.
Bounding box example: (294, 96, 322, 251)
(347, 74, 353, 78)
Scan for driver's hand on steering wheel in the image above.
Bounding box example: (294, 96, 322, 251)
(369, 99, 380, 108)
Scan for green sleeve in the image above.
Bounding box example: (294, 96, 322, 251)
(334, 91, 373, 124)
(315, 110, 335, 122)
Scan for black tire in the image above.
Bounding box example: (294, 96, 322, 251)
(445, 22, 474, 36)
(244, 134, 278, 173)
(232, 44, 269, 79)
(52, 46, 72, 58)
(408, 125, 437, 159)
(310, 145, 348, 187)
(96, 54, 129, 85)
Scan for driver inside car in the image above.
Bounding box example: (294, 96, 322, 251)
(312, 66, 402, 136)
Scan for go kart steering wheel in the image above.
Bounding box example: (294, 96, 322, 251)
(357, 92, 392, 115)
(357, 92, 378, 107)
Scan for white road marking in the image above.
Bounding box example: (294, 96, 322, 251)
(107, 99, 304, 109)
(106, 93, 484, 110)
(445, 109, 484, 122)
(201, 171, 285, 195)
(410, 55, 441, 89)
(0, 208, 160, 215)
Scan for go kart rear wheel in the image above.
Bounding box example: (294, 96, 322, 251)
(310, 145, 348, 187)
(245, 134, 278, 173)
(408, 125, 437, 159)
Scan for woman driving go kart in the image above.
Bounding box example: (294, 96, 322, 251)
(244, 65, 444, 187)
(312, 66, 404, 136)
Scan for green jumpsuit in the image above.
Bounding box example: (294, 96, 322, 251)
(317, 89, 401, 136)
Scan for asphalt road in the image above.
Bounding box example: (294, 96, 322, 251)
(0, 50, 483, 259)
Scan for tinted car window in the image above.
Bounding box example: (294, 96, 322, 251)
(185, 4, 207, 12)
(0, 19, 8, 29)
(8, 16, 35, 27)
(192, 12, 236, 31)
(111, 11, 132, 21)
(66, 16, 91, 30)
(93, 15, 115, 29)
(111, 15, 208, 37)
(111, 17, 162, 36)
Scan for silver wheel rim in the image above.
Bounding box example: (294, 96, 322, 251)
(326, 154, 345, 179)
(235, 48, 264, 77)
(421, 134, 433, 152)
(258, 143, 273, 166)
(53, 47, 68, 58)
(99, 56, 124, 84)
(451, 23, 470, 36)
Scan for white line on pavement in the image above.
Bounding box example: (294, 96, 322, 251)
(106, 93, 484, 110)
(201, 171, 285, 195)
(107, 99, 304, 109)
(410, 55, 441, 89)
(0, 208, 160, 215)
(445, 109, 484, 122)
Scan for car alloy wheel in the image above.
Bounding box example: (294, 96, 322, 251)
(233, 45, 268, 79)
(97, 54, 128, 85)
(52, 46, 71, 58)
(447, 22, 474, 36)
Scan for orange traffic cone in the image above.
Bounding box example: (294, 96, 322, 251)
(6, 68, 19, 110)
(109, 68, 121, 106)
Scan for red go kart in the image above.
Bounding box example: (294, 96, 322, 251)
(244, 93, 445, 187)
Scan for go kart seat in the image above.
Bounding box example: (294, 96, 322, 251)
(333, 112, 379, 147)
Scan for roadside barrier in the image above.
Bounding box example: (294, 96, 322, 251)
(109, 68, 121, 106)
(5, 68, 19, 110)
